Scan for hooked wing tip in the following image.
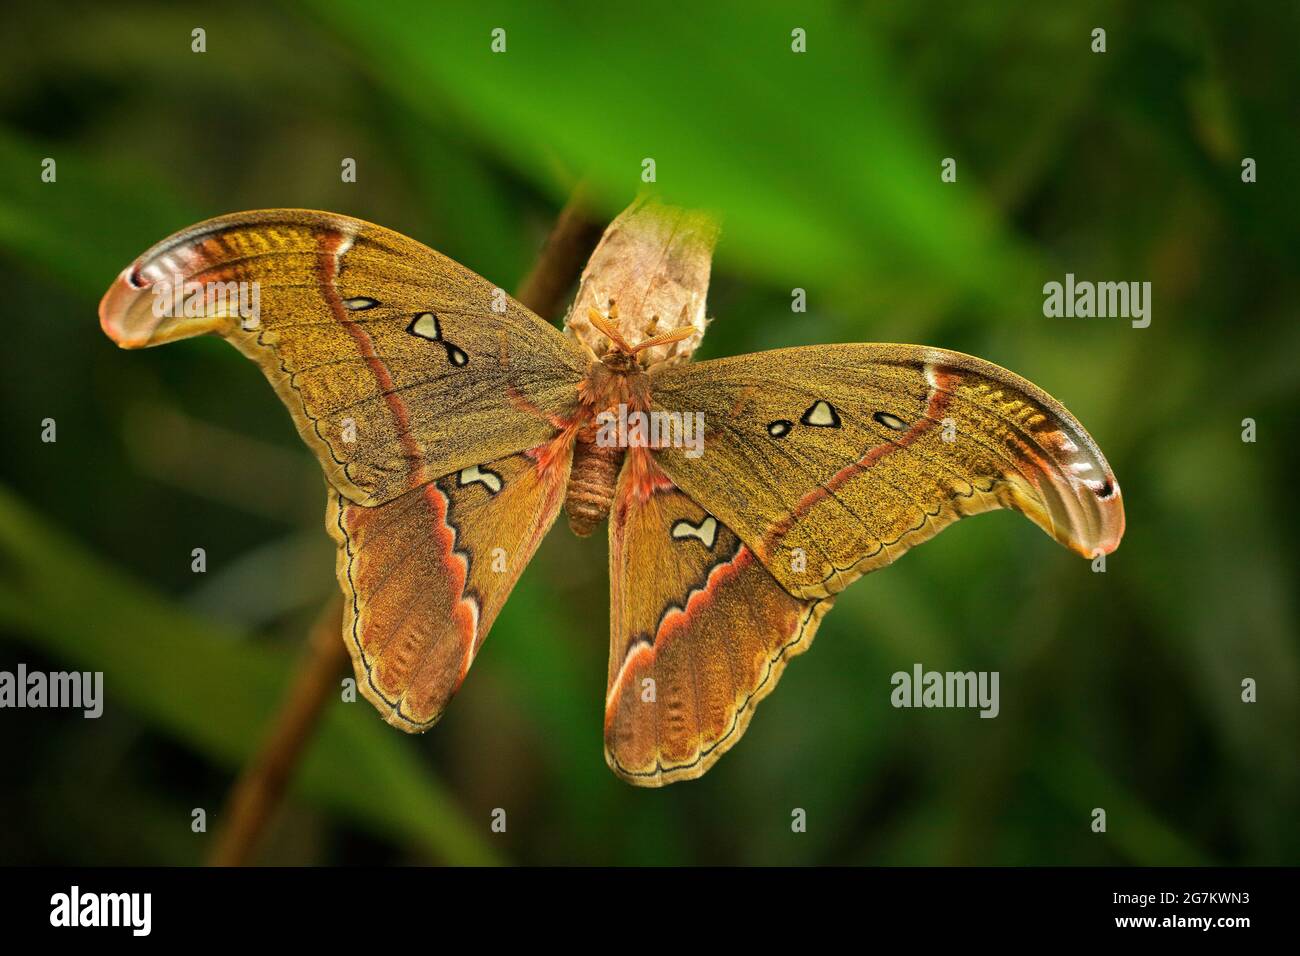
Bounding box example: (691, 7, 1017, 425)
(1079, 477, 1125, 558)
(99, 257, 228, 349)
(1040, 467, 1125, 560)
(99, 264, 159, 348)
(977, 388, 1126, 562)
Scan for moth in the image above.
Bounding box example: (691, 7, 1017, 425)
(100, 209, 1124, 786)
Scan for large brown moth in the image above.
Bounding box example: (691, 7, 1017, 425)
(99, 206, 1124, 786)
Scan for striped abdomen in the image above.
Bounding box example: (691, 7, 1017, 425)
(565, 439, 625, 536)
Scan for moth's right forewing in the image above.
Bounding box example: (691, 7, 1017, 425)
(649, 344, 1124, 599)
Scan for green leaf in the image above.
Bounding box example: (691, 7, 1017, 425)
(0, 483, 502, 865)
(0, 129, 199, 296)
(303, 0, 1029, 306)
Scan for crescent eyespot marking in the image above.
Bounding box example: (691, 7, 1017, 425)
(801, 400, 841, 428)
(408, 312, 441, 341)
(343, 296, 379, 310)
(671, 515, 718, 549)
(446, 344, 469, 367)
(458, 465, 503, 495)
(872, 411, 908, 431)
(767, 419, 793, 438)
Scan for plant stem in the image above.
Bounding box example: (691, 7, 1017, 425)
(208, 599, 345, 866)
(515, 184, 603, 320)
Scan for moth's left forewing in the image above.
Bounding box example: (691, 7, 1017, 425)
(100, 209, 588, 507)
(606, 474, 832, 785)
(649, 344, 1125, 600)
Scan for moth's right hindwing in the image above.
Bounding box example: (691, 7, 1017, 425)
(605, 476, 832, 785)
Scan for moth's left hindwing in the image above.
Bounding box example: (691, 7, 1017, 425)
(650, 344, 1125, 600)
(329, 450, 571, 731)
(606, 475, 832, 785)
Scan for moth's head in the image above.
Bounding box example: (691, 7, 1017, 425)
(562, 197, 716, 369)
(584, 306, 696, 373)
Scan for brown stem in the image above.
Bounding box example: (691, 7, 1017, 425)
(515, 184, 604, 319)
(208, 599, 345, 866)
(206, 185, 603, 866)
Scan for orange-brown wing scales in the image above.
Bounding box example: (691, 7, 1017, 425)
(100, 210, 587, 506)
(606, 478, 832, 785)
(650, 344, 1124, 600)
(329, 450, 570, 731)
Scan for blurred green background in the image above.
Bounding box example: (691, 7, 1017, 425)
(1, 0, 1296, 866)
